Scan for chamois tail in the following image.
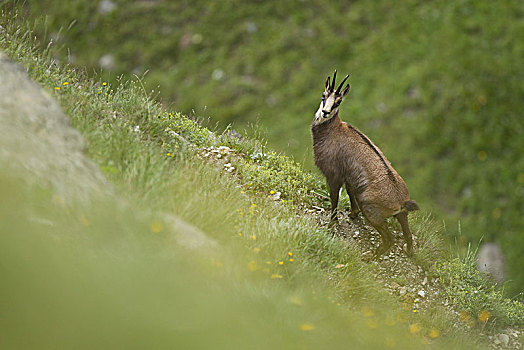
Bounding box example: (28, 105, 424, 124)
(403, 200, 420, 212)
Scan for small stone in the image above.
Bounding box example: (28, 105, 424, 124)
(422, 277, 428, 285)
(217, 146, 231, 154)
(399, 287, 407, 296)
(97, 0, 117, 14)
(269, 191, 281, 201)
(390, 282, 400, 289)
(212, 68, 225, 80)
(98, 54, 115, 70)
(498, 334, 509, 347)
(417, 290, 425, 298)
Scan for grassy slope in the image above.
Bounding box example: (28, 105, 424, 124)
(12, 0, 524, 295)
(1, 10, 523, 349)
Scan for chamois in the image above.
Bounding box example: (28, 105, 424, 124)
(311, 70, 419, 256)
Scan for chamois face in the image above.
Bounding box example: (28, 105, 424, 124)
(312, 70, 350, 127)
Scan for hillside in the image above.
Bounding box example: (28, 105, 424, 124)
(1, 9, 524, 349)
(10, 0, 524, 295)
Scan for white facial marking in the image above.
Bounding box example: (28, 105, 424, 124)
(313, 92, 339, 126)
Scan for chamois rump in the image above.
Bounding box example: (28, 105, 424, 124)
(311, 70, 419, 257)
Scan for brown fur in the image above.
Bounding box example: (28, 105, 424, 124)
(312, 76, 419, 256)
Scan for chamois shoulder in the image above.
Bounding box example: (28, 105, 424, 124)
(341, 121, 396, 182)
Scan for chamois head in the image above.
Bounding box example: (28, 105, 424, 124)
(313, 70, 350, 126)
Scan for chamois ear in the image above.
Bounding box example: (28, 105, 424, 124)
(341, 84, 350, 98)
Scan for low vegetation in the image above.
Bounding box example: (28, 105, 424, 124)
(1, 8, 523, 349)
(11, 0, 524, 295)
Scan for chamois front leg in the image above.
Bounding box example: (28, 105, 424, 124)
(345, 183, 360, 219)
(328, 180, 342, 225)
(395, 211, 414, 256)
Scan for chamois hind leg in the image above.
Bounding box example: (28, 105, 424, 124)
(361, 204, 394, 257)
(395, 211, 414, 256)
(328, 179, 343, 225)
(345, 182, 360, 219)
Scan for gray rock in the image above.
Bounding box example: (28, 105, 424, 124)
(0, 51, 110, 202)
(497, 334, 509, 347)
(98, 53, 116, 70)
(477, 242, 505, 283)
(164, 215, 219, 252)
(0, 51, 221, 255)
(97, 0, 117, 14)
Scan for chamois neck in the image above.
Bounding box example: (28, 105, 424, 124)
(312, 113, 342, 135)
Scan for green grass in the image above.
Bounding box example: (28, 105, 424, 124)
(1, 8, 523, 349)
(10, 0, 524, 294)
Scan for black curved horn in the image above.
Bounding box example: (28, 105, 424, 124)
(331, 69, 337, 91)
(336, 74, 350, 93)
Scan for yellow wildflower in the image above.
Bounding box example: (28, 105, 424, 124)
(366, 319, 378, 329)
(429, 328, 440, 338)
(361, 306, 374, 317)
(271, 274, 283, 279)
(299, 323, 315, 331)
(248, 260, 258, 272)
(290, 296, 302, 305)
(384, 337, 396, 348)
(149, 221, 164, 233)
(79, 215, 90, 227)
(478, 310, 491, 323)
(477, 151, 487, 161)
(459, 311, 470, 322)
(409, 323, 422, 334)
(211, 259, 223, 268)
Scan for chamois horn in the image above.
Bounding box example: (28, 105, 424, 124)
(331, 69, 337, 91)
(336, 74, 350, 94)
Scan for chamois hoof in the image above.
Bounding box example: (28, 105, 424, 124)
(374, 243, 392, 258)
(348, 210, 360, 220)
(403, 243, 414, 257)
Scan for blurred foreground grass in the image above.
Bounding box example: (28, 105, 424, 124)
(1, 147, 454, 349)
(1, 7, 522, 348)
